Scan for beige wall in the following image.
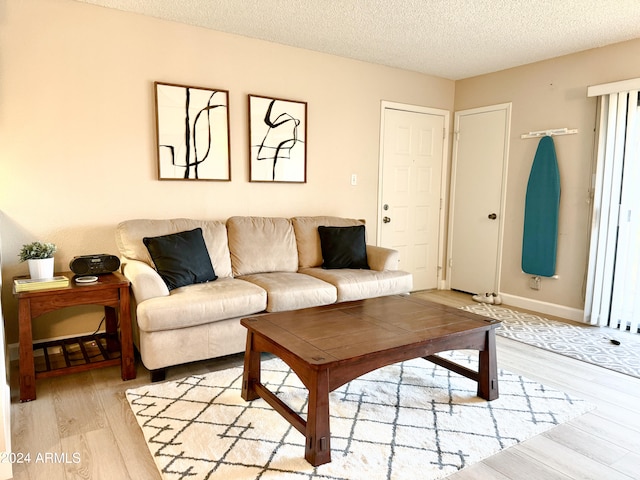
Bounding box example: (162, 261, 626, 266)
(0, 0, 454, 343)
(3, 0, 640, 346)
(454, 38, 640, 311)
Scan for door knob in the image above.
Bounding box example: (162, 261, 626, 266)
(488, 213, 497, 220)
(383, 216, 391, 223)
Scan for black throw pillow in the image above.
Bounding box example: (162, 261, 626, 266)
(318, 225, 370, 269)
(143, 228, 217, 290)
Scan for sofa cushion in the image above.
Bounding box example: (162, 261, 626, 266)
(318, 225, 369, 269)
(136, 316, 248, 371)
(143, 228, 218, 291)
(227, 216, 298, 276)
(292, 216, 365, 268)
(115, 218, 233, 278)
(239, 272, 337, 312)
(136, 277, 267, 332)
(300, 267, 413, 302)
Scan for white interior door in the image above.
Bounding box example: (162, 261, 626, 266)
(379, 104, 447, 291)
(448, 104, 511, 294)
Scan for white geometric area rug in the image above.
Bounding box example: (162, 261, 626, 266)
(127, 351, 593, 480)
(461, 303, 640, 379)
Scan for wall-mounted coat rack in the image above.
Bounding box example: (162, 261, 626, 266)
(520, 127, 578, 139)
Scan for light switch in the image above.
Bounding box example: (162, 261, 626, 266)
(351, 174, 357, 186)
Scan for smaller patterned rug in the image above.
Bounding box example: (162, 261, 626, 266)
(462, 303, 640, 378)
(127, 351, 593, 480)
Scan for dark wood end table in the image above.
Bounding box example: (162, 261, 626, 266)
(13, 271, 136, 402)
(241, 294, 500, 466)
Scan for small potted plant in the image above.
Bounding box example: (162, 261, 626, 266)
(18, 241, 57, 279)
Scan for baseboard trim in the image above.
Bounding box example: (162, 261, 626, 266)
(499, 293, 585, 322)
(8, 296, 585, 360)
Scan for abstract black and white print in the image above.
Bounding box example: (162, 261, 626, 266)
(155, 82, 231, 180)
(249, 95, 307, 182)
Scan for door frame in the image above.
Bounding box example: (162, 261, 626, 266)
(377, 101, 450, 289)
(446, 102, 511, 292)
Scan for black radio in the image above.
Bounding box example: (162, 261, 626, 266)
(69, 254, 120, 275)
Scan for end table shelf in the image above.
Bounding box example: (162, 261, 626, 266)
(13, 271, 136, 401)
(33, 332, 121, 377)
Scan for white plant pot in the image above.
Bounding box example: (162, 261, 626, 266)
(28, 257, 55, 279)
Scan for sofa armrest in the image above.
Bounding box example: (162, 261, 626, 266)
(366, 245, 400, 271)
(120, 258, 169, 303)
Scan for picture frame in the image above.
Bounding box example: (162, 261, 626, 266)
(154, 82, 231, 181)
(249, 94, 307, 183)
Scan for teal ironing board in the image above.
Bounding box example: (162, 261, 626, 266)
(522, 135, 561, 277)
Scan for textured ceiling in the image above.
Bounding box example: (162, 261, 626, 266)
(75, 0, 640, 79)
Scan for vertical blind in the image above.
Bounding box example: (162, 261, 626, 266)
(585, 81, 640, 334)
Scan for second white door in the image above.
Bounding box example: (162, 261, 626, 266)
(448, 104, 511, 294)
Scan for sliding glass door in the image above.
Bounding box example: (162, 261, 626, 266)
(585, 86, 640, 334)
(609, 100, 640, 333)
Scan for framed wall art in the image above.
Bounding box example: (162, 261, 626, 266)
(249, 95, 307, 183)
(155, 82, 231, 181)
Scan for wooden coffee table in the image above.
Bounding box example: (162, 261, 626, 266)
(241, 294, 500, 466)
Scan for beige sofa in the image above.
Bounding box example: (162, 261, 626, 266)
(115, 216, 413, 380)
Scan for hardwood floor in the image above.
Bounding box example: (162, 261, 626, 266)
(9, 290, 640, 479)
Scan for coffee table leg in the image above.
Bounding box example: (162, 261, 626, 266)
(305, 368, 331, 466)
(478, 329, 499, 400)
(241, 331, 260, 401)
